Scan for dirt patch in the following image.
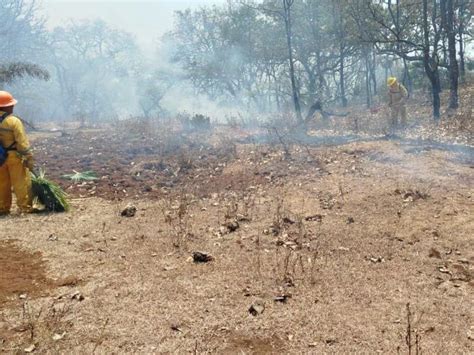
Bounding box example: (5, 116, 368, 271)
(0, 241, 52, 304)
(34, 129, 239, 200)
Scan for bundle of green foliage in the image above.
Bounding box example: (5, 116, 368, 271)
(31, 170, 69, 212)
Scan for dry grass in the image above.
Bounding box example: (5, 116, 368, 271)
(1, 89, 473, 353)
(1, 130, 472, 353)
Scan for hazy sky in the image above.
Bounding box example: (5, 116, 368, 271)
(42, 0, 227, 48)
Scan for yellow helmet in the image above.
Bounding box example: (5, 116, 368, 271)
(387, 77, 397, 87)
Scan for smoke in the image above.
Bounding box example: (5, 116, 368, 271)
(160, 85, 245, 121)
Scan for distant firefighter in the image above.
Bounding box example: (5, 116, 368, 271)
(0, 91, 34, 215)
(387, 77, 408, 130)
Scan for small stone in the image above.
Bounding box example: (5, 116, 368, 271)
(193, 252, 213, 263)
(249, 300, 265, 316)
(121, 204, 137, 217)
(226, 221, 240, 233)
(71, 291, 85, 301)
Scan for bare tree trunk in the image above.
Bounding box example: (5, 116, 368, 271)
(371, 50, 377, 95)
(446, 0, 459, 108)
(365, 53, 371, 108)
(458, 27, 465, 81)
(402, 58, 412, 95)
(457, 0, 466, 81)
(339, 50, 347, 107)
(283, 0, 303, 124)
(334, 0, 348, 107)
(423, 0, 441, 120)
(441, 0, 459, 109)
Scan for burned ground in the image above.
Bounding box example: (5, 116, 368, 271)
(1, 115, 472, 353)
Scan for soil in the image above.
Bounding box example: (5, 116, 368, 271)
(0, 98, 473, 352)
(0, 241, 51, 304)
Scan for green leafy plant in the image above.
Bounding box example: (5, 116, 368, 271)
(32, 170, 70, 212)
(62, 170, 98, 183)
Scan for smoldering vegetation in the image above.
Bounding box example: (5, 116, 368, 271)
(1, 1, 474, 354)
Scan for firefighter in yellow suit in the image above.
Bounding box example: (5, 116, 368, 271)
(387, 77, 408, 129)
(0, 91, 34, 215)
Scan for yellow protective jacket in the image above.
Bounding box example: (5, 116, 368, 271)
(388, 83, 408, 107)
(0, 112, 32, 158)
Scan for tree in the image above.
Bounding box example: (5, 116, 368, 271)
(0, 1, 50, 99)
(456, 0, 471, 81)
(421, 0, 443, 119)
(167, 0, 470, 122)
(282, 0, 303, 123)
(167, 3, 283, 111)
(0, 63, 49, 85)
(440, 0, 459, 109)
(137, 70, 175, 118)
(331, 0, 358, 107)
(256, 0, 304, 123)
(357, 0, 445, 119)
(48, 20, 138, 121)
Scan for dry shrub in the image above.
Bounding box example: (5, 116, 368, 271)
(160, 193, 196, 250)
(2, 298, 76, 353)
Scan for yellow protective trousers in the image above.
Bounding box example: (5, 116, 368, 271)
(390, 104, 407, 128)
(0, 152, 32, 214)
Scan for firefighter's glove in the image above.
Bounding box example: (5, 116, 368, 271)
(23, 156, 34, 171)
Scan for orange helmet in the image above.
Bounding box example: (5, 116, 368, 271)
(0, 91, 17, 107)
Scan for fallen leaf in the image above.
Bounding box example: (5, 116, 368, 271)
(71, 291, 85, 301)
(438, 267, 451, 274)
(170, 324, 183, 332)
(52, 332, 66, 341)
(274, 294, 292, 303)
(429, 248, 442, 259)
(24, 344, 36, 353)
(305, 214, 323, 222)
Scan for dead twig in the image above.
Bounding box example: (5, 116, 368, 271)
(92, 318, 110, 353)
